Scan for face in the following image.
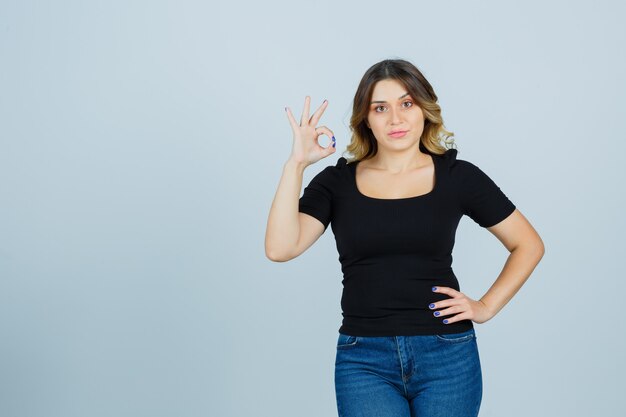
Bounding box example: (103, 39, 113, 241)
(366, 79, 425, 153)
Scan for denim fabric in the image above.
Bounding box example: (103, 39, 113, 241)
(334, 328, 482, 417)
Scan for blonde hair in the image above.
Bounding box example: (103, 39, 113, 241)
(343, 59, 456, 163)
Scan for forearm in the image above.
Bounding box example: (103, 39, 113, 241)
(479, 244, 545, 318)
(265, 158, 308, 261)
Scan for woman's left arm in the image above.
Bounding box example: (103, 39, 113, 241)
(430, 209, 545, 324)
(478, 208, 545, 318)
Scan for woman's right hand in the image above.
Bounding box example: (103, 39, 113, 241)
(285, 96, 336, 167)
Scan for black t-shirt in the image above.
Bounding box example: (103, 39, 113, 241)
(298, 147, 516, 336)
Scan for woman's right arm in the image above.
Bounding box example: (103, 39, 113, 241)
(264, 96, 336, 262)
(265, 158, 318, 262)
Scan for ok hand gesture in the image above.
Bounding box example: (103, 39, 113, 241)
(285, 96, 336, 167)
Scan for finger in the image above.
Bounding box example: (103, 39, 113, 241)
(285, 106, 299, 131)
(442, 313, 470, 325)
(428, 298, 462, 310)
(314, 126, 337, 156)
(314, 126, 335, 143)
(432, 286, 460, 297)
(309, 99, 328, 126)
(433, 305, 463, 318)
(314, 126, 336, 148)
(300, 95, 311, 126)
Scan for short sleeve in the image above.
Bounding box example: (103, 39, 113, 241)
(298, 166, 334, 231)
(458, 161, 516, 228)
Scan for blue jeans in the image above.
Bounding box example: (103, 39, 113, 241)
(334, 328, 482, 417)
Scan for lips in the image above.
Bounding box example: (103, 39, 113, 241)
(389, 130, 408, 138)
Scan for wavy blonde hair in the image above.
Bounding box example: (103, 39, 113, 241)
(343, 59, 456, 163)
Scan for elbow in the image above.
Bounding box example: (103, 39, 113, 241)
(532, 241, 546, 259)
(265, 247, 292, 263)
(511, 238, 545, 259)
(527, 239, 545, 261)
(266, 253, 286, 263)
(265, 233, 284, 262)
(264, 231, 299, 262)
(265, 246, 281, 262)
(535, 235, 546, 258)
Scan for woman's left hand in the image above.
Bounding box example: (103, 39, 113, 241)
(429, 286, 494, 325)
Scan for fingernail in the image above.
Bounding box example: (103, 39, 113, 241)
(443, 319, 448, 324)
(429, 303, 435, 309)
(432, 287, 437, 291)
(332, 142, 336, 148)
(332, 136, 336, 141)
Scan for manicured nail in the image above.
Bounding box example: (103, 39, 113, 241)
(332, 136, 336, 141)
(429, 303, 435, 309)
(332, 142, 336, 148)
(432, 287, 437, 291)
(434, 312, 440, 316)
(443, 319, 448, 324)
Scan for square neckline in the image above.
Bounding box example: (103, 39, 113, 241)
(350, 154, 439, 201)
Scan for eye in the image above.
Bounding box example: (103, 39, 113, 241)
(373, 100, 414, 113)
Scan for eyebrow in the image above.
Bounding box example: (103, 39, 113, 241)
(370, 92, 411, 105)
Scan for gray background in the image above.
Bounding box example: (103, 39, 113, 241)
(1, 0, 624, 416)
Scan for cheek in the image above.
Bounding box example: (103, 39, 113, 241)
(408, 113, 424, 127)
(369, 115, 383, 128)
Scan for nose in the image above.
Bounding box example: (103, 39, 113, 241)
(389, 106, 403, 125)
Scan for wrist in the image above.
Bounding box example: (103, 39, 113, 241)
(479, 299, 497, 318)
(285, 157, 308, 173)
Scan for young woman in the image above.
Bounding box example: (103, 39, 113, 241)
(265, 59, 545, 417)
